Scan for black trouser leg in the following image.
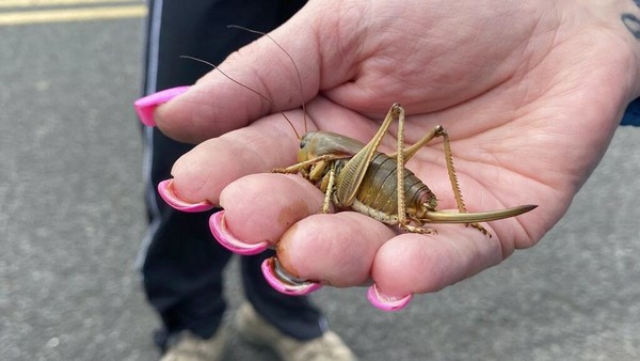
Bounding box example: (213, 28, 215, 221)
(137, 0, 321, 349)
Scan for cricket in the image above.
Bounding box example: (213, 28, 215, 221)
(271, 104, 536, 237)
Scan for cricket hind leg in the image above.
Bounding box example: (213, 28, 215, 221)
(438, 128, 491, 236)
(391, 120, 490, 237)
(392, 105, 440, 235)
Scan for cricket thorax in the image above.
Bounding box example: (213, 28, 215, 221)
(298, 131, 365, 162)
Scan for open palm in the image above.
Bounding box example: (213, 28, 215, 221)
(146, 0, 640, 308)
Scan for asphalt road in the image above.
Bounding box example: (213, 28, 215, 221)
(2, 4, 640, 361)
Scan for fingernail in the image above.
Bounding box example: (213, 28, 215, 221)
(134, 86, 190, 126)
(209, 211, 269, 255)
(367, 284, 412, 312)
(261, 257, 322, 296)
(157, 179, 215, 213)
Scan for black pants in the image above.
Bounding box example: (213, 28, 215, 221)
(137, 0, 322, 350)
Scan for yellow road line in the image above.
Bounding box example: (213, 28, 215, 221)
(0, 5, 147, 25)
(0, 0, 137, 8)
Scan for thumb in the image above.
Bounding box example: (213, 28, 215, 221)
(154, 2, 348, 143)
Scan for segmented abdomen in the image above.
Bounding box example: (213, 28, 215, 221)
(355, 153, 436, 218)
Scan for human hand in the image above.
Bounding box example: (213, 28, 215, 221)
(134, 0, 640, 310)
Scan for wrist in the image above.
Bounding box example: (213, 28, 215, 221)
(611, 0, 640, 98)
(573, 1, 640, 98)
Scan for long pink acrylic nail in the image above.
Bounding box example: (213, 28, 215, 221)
(261, 258, 322, 296)
(367, 284, 412, 312)
(134, 86, 190, 126)
(157, 179, 214, 213)
(209, 211, 269, 255)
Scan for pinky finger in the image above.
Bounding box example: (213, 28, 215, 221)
(369, 228, 503, 310)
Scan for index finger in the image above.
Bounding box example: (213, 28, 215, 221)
(168, 112, 303, 205)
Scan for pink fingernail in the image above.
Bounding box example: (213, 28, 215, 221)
(209, 211, 269, 255)
(367, 284, 412, 312)
(157, 179, 215, 213)
(134, 86, 190, 126)
(261, 257, 322, 296)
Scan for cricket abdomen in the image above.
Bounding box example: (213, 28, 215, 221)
(352, 153, 437, 224)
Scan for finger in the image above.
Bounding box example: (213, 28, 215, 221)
(169, 114, 300, 204)
(219, 172, 327, 246)
(153, 2, 351, 143)
(370, 227, 504, 299)
(275, 212, 396, 287)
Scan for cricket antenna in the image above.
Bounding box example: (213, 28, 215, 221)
(227, 24, 309, 136)
(179, 55, 301, 140)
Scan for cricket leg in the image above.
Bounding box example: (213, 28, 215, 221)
(390, 122, 490, 236)
(335, 103, 403, 206)
(392, 105, 423, 233)
(438, 128, 491, 236)
(321, 165, 337, 213)
(388, 125, 441, 162)
(271, 154, 346, 174)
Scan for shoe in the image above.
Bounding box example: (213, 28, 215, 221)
(159, 326, 229, 361)
(235, 302, 358, 361)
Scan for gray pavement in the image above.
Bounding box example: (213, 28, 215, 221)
(2, 11, 640, 361)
